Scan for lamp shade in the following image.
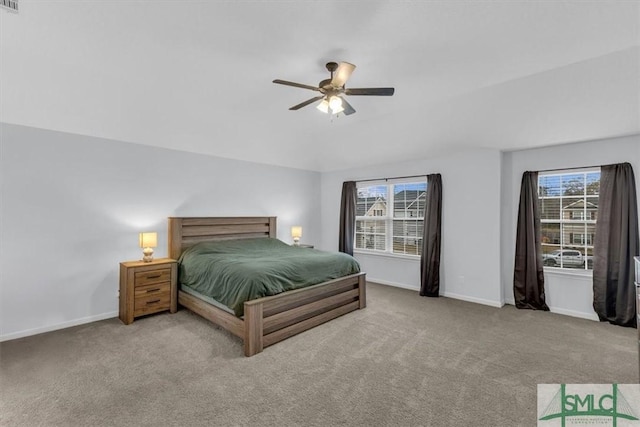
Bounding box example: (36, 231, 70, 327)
(291, 226, 303, 239)
(139, 232, 158, 248)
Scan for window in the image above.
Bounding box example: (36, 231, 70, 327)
(355, 181, 427, 256)
(538, 169, 600, 270)
(571, 211, 585, 220)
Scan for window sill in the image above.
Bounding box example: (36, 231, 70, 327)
(543, 267, 593, 278)
(353, 250, 421, 261)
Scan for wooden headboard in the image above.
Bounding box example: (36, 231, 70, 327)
(168, 216, 277, 260)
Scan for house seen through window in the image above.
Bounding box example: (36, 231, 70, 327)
(538, 168, 600, 270)
(355, 181, 427, 256)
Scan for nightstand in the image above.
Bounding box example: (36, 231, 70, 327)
(119, 258, 177, 325)
(293, 244, 314, 249)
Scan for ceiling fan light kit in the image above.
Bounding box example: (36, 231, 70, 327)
(316, 99, 330, 114)
(273, 61, 395, 117)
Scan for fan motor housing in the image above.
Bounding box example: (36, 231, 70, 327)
(318, 79, 335, 91)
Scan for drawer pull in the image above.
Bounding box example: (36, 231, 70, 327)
(146, 274, 162, 279)
(146, 288, 161, 293)
(146, 299, 161, 305)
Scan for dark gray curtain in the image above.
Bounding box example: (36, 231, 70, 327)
(420, 173, 442, 297)
(339, 181, 357, 255)
(513, 171, 549, 310)
(592, 163, 639, 327)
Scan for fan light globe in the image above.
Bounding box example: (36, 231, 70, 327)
(329, 96, 343, 114)
(316, 99, 329, 113)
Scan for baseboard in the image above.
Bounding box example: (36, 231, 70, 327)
(0, 311, 119, 342)
(441, 291, 504, 308)
(547, 306, 599, 321)
(367, 277, 420, 292)
(502, 301, 599, 321)
(368, 278, 504, 308)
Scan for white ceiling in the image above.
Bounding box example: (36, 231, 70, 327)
(1, 1, 639, 172)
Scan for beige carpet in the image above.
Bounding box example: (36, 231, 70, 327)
(1, 283, 637, 426)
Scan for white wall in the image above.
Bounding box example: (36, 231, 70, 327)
(320, 147, 503, 307)
(0, 123, 321, 340)
(501, 134, 640, 320)
(3, 123, 637, 341)
(320, 135, 640, 319)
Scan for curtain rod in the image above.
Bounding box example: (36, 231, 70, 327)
(356, 174, 428, 184)
(536, 164, 604, 173)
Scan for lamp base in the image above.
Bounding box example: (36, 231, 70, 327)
(292, 238, 300, 246)
(142, 247, 154, 262)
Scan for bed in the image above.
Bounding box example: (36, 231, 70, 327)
(168, 216, 366, 356)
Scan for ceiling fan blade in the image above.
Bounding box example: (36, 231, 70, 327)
(273, 79, 320, 92)
(289, 96, 325, 110)
(345, 87, 395, 96)
(331, 62, 356, 87)
(341, 97, 356, 115)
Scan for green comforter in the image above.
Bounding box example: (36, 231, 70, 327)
(178, 238, 360, 317)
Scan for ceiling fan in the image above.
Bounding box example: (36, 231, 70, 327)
(273, 61, 395, 116)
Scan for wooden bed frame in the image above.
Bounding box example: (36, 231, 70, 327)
(168, 216, 366, 357)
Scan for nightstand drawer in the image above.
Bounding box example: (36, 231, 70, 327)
(134, 268, 172, 287)
(134, 291, 171, 316)
(134, 282, 171, 298)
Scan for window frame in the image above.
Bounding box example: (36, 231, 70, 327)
(354, 180, 427, 258)
(538, 168, 600, 272)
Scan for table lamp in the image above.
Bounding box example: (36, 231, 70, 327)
(291, 226, 302, 246)
(139, 232, 158, 262)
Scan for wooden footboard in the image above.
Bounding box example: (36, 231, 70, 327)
(244, 272, 366, 356)
(178, 272, 366, 356)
